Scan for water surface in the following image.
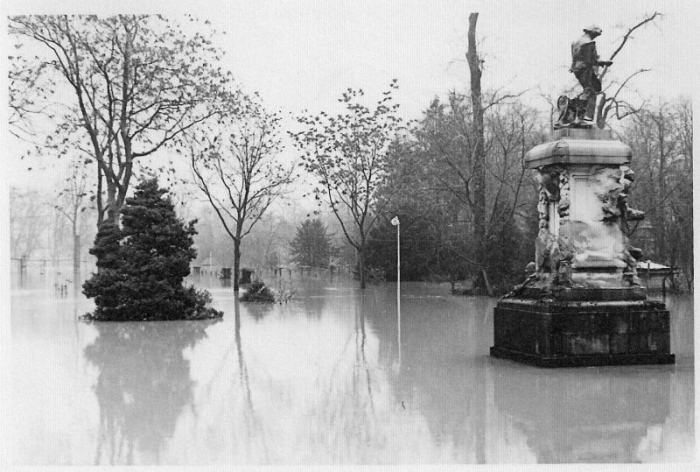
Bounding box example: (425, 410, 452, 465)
(10, 272, 694, 464)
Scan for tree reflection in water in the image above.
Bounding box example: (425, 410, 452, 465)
(233, 296, 271, 462)
(375, 293, 493, 463)
(84, 319, 218, 465)
(11, 278, 692, 464)
(244, 301, 274, 322)
(302, 290, 381, 463)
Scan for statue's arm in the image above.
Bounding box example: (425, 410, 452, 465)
(592, 43, 613, 66)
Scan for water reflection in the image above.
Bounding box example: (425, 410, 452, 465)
(369, 291, 493, 462)
(491, 364, 672, 462)
(233, 296, 271, 462)
(352, 293, 376, 443)
(84, 320, 218, 465)
(244, 302, 274, 322)
(367, 288, 693, 463)
(10, 276, 693, 465)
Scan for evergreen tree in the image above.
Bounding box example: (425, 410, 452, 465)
(289, 219, 334, 268)
(83, 221, 123, 312)
(82, 178, 221, 321)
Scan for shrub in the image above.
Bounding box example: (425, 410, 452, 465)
(240, 280, 276, 303)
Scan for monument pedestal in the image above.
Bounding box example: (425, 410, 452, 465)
(491, 298, 675, 367)
(490, 129, 675, 367)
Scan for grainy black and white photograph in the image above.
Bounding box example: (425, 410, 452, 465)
(1, 0, 696, 468)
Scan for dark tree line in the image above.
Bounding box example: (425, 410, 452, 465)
(361, 95, 693, 294)
(623, 98, 693, 290)
(365, 96, 541, 293)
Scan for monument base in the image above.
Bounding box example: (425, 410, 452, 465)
(490, 298, 675, 367)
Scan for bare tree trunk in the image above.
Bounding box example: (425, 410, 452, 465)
(97, 165, 104, 226)
(106, 179, 120, 226)
(656, 110, 668, 263)
(466, 12, 489, 292)
(73, 222, 80, 282)
(358, 246, 367, 289)
(233, 238, 241, 292)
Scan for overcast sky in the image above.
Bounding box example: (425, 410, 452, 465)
(1, 0, 696, 188)
(4, 0, 696, 112)
(207, 0, 696, 118)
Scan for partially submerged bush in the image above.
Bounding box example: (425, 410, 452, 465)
(353, 265, 386, 284)
(240, 280, 276, 303)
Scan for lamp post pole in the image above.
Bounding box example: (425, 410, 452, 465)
(391, 216, 401, 361)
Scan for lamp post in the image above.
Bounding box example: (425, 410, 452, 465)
(391, 216, 400, 362)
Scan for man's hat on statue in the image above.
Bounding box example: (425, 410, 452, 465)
(583, 25, 602, 35)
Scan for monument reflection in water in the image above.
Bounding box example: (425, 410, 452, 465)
(371, 290, 691, 463)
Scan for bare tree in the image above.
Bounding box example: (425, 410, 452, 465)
(672, 98, 693, 289)
(52, 157, 92, 281)
(624, 98, 692, 290)
(461, 13, 532, 293)
(188, 104, 294, 291)
(465, 12, 490, 292)
(596, 12, 662, 126)
(10, 188, 50, 262)
(9, 15, 239, 227)
(414, 93, 541, 291)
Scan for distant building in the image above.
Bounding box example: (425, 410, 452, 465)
(638, 260, 675, 290)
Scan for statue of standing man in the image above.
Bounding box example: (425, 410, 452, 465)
(570, 25, 613, 124)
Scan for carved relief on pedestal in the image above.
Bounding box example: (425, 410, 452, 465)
(509, 137, 647, 298)
(566, 165, 627, 275)
(557, 170, 570, 220)
(617, 165, 645, 286)
(534, 168, 560, 287)
(554, 170, 575, 286)
(531, 166, 575, 290)
(524, 161, 645, 294)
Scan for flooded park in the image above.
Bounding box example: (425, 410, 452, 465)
(10, 267, 694, 465)
(6, 5, 696, 469)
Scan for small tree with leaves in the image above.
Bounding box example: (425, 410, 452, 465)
(291, 81, 404, 288)
(82, 178, 221, 320)
(289, 219, 335, 268)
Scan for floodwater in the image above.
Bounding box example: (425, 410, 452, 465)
(10, 270, 694, 465)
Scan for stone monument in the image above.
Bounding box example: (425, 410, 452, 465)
(489, 27, 675, 367)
